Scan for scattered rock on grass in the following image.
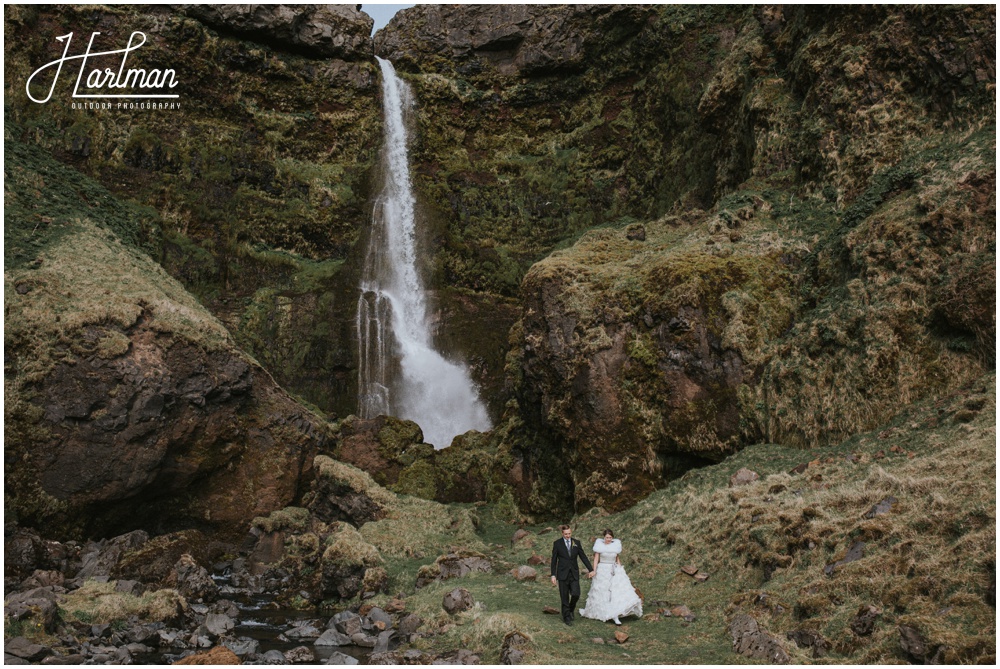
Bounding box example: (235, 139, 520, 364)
(863, 497, 897, 519)
(614, 631, 629, 644)
(591, 637, 605, 644)
(823, 541, 866, 576)
(527, 554, 545, 566)
(851, 605, 880, 636)
(670, 605, 696, 622)
(729, 468, 760, 487)
(500, 630, 530, 664)
(542, 606, 559, 615)
(443, 587, 474, 614)
(786, 629, 830, 658)
(510, 566, 537, 581)
(728, 614, 789, 664)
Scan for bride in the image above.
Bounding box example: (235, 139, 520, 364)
(579, 529, 643, 625)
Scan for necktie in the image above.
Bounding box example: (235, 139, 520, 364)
(565, 539, 571, 552)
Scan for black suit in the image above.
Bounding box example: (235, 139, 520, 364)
(551, 537, 594, 623)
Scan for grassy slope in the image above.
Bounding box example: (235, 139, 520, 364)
(361, 373, 994, 664)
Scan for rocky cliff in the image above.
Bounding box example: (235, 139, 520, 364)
(5, 135, 332, 540)
(5, 4, 380, 420)
(377, 4, 994, 512)
(5, 5, 995, 526)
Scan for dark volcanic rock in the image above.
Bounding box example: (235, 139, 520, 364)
(186, 5, 373, 59)
(851, 605, 881, 636)
(377, 5, 649, 76)
(728, 614, 790, 664)
(442, 587, 474, 615)
(786, 629, 830, 658)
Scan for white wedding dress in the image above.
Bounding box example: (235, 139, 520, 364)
(579, 538, 643, 623)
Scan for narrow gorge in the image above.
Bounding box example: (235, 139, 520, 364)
(4, 4, 995, 665)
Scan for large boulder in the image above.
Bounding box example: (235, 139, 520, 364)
(186, 5, 373, 60)
(508, 220, 797, 512)
(4, 145, 331, 539)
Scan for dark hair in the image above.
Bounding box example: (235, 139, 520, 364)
(602, 528, 615, 538)
(558, 524, 571, 532)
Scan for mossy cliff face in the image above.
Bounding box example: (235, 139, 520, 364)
(4, 136, 332, 540)
(374, 5, 994, 513)
(376, 5, 749, 297)
(5, 4, 379, 420)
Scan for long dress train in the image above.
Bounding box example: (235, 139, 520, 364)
(579, 539, 643, 622)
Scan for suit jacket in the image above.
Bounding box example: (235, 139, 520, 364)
(551, 537, 594, 581)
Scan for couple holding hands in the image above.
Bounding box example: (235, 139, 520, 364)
(550, 525, 643, 626)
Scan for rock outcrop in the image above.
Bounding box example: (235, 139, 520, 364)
(377, 5, 649, 76)
(4, 139, 330, 540)
(186, 5, 374, 60)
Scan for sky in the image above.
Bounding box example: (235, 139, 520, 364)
(362, 4, 415, 35)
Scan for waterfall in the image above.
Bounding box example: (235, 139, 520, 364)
(356, 57, 491, 448)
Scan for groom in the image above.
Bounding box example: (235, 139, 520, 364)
(550, 525, 594, 625)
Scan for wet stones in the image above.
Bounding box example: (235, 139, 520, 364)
(171, 554, 219, 603)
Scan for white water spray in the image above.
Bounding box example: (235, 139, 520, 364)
(356, 58, 491, 448)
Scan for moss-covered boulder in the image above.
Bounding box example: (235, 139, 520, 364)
(4, 137, 331, 540)
(508, 211, 798, 513)
(321, 522, 384, 600)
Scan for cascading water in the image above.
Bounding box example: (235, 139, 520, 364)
(356, 57, 491, 448)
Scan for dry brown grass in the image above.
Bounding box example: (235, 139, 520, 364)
(571, 373, 995, 663)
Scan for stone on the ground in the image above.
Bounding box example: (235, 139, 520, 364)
(261, 649, 287, 664)
(851, 605, 880, 636)
(863, 497, 897, 519)
(368, 606, 392, 628)
(729, 468, 760, 487)
(728, 614, 789, 664)
(5, 638, 52, 662)
(350, 632, 377, 648)
(542, 606, 559, 615)
(823, 541, 866, 576)
(285, 646, 315, 663)
(438, 553, 492, 580)
(500, 631, 530, 665)
(680, 565, 698, 576)
(331, 610, 363, 636)
(285, 623, 323, 639)
(786, 629, 830, 658)
(205, 613, 235, 637)
(591, 637, 605, 644)
(510, 566, 537, 581)
(511, 529, 530, 545)
(223, 636, 259, 658)
(42, 654, 84, 665)
(398, 613, 422, 637)
(671, 605, 696, 621)
(172, 554, 219, 602)
(614, 631, 629, 644)
(526, 554, 545, 566)
(316, 629, 353, 646)
(373, 630, 394, 654)
(325, 651, 360, 665)
(443, 587, 474, 614)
